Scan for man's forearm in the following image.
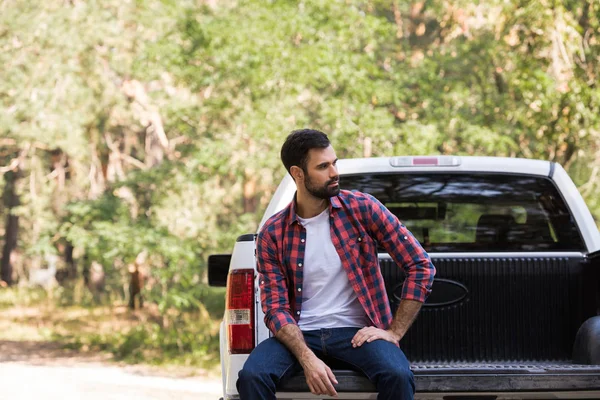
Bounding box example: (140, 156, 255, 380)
(387, 298, 423, 341)
(276, 323, 339, 396)
(275, 324, 315, 366)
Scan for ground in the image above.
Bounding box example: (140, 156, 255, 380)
(0, 341, 222, 399)
(0, 302, 223, 399)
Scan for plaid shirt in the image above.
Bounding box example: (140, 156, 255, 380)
(256, 189, 436, 335)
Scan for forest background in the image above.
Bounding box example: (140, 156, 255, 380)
(1, 0, 599, 369)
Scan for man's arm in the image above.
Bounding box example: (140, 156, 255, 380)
(363, 193, 435, 305)
(256, 231, 338, 397)
(387, 298, 423, 341)
(276, 324, 338, 397)
(256, 230, 297, 335)
(352, 193, 435, 347)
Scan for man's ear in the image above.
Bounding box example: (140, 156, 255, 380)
(290, 165, 304, 182)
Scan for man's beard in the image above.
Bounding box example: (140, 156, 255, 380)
(304, 173, 340, 199)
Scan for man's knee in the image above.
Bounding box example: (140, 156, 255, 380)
(238, 365, 263, 383)
(391, 366, 414, 384)
(237, 364, 275, 391)
(379, 366, 414, 393)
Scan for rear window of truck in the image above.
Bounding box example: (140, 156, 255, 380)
(341, 173, 585, 252)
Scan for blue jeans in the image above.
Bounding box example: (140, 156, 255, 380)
(237, 327, 414, 400)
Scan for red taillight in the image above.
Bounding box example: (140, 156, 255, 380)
(227, 269, 255, 354)
(390, 156, 461, 167)
(413, 157, 439, 165)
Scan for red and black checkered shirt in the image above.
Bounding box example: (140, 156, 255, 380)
(257, 189, 436, 335)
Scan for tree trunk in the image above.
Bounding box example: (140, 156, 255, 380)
(65, 242, 76, 279)
(1, 170, 20, 285)
(578, 0, 590, 33)
(145, 126, 165, 168)
(88, 142, 106, 199)
(243, 169, 258, 213)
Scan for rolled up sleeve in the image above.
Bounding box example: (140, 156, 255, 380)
(365, 194, 436, 303)
(256, 229, 297, 335)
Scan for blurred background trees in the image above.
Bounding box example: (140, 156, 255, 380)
(0, 0, 598, 364)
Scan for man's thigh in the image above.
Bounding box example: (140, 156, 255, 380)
(326, 328, 412, 380)
(241, 337, 301, 381)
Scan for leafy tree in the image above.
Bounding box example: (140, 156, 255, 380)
(0, 0, 598, 364)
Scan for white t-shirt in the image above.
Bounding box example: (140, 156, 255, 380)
(297, 208, 369, 330)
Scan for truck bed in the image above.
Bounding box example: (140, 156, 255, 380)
(279, 253, 600, 396)
(385, 254, 598, 363)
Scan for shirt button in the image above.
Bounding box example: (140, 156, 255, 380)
(297, 287, 302, 292)
(358, 237, 362, 242)
(404, 236, 408, 240)
(296, 311, 300, 315)
(298, 263, 303, 267)
(301, 239, 305, 243)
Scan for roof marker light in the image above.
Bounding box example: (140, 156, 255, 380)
(390, 156, 461, 168)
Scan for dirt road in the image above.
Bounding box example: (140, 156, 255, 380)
(0, 340, 222, 400)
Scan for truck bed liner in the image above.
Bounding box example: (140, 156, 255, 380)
(381, 255, 597, 363)
(277, 254, 600, 394)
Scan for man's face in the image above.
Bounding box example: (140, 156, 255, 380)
(302, 145, 340, 199)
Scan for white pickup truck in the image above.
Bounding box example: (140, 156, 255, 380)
(209, 155, 600, 400)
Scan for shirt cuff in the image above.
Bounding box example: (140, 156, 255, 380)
(400, 282, 432, 303)
(266, 309, 298, 336)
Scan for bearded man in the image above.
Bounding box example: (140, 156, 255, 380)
(237, 129, 436, 400)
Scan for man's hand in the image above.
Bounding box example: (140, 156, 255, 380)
(351, 326, 401, 348)
(299, 353, 338, 397)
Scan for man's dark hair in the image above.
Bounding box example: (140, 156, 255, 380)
(281, 129, 330, 175)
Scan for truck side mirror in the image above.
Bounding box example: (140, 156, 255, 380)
(208, 254, 231, 287)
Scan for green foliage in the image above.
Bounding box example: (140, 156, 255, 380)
(1, 0, 599, 366)
(55, 311, 220, 368)
(0, 286, 51, 309)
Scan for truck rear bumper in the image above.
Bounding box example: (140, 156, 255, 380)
(275, 363, 600, 399)
(272, 390, 600, 399)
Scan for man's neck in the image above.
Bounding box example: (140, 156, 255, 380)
(295, 190, 328, 219)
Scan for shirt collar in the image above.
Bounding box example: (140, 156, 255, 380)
(287, 192, 342, 226)
(329, 195, 342, 210)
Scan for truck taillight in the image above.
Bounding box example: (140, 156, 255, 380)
(227, 269, 255, 354)
(390, 156, 462, 167)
